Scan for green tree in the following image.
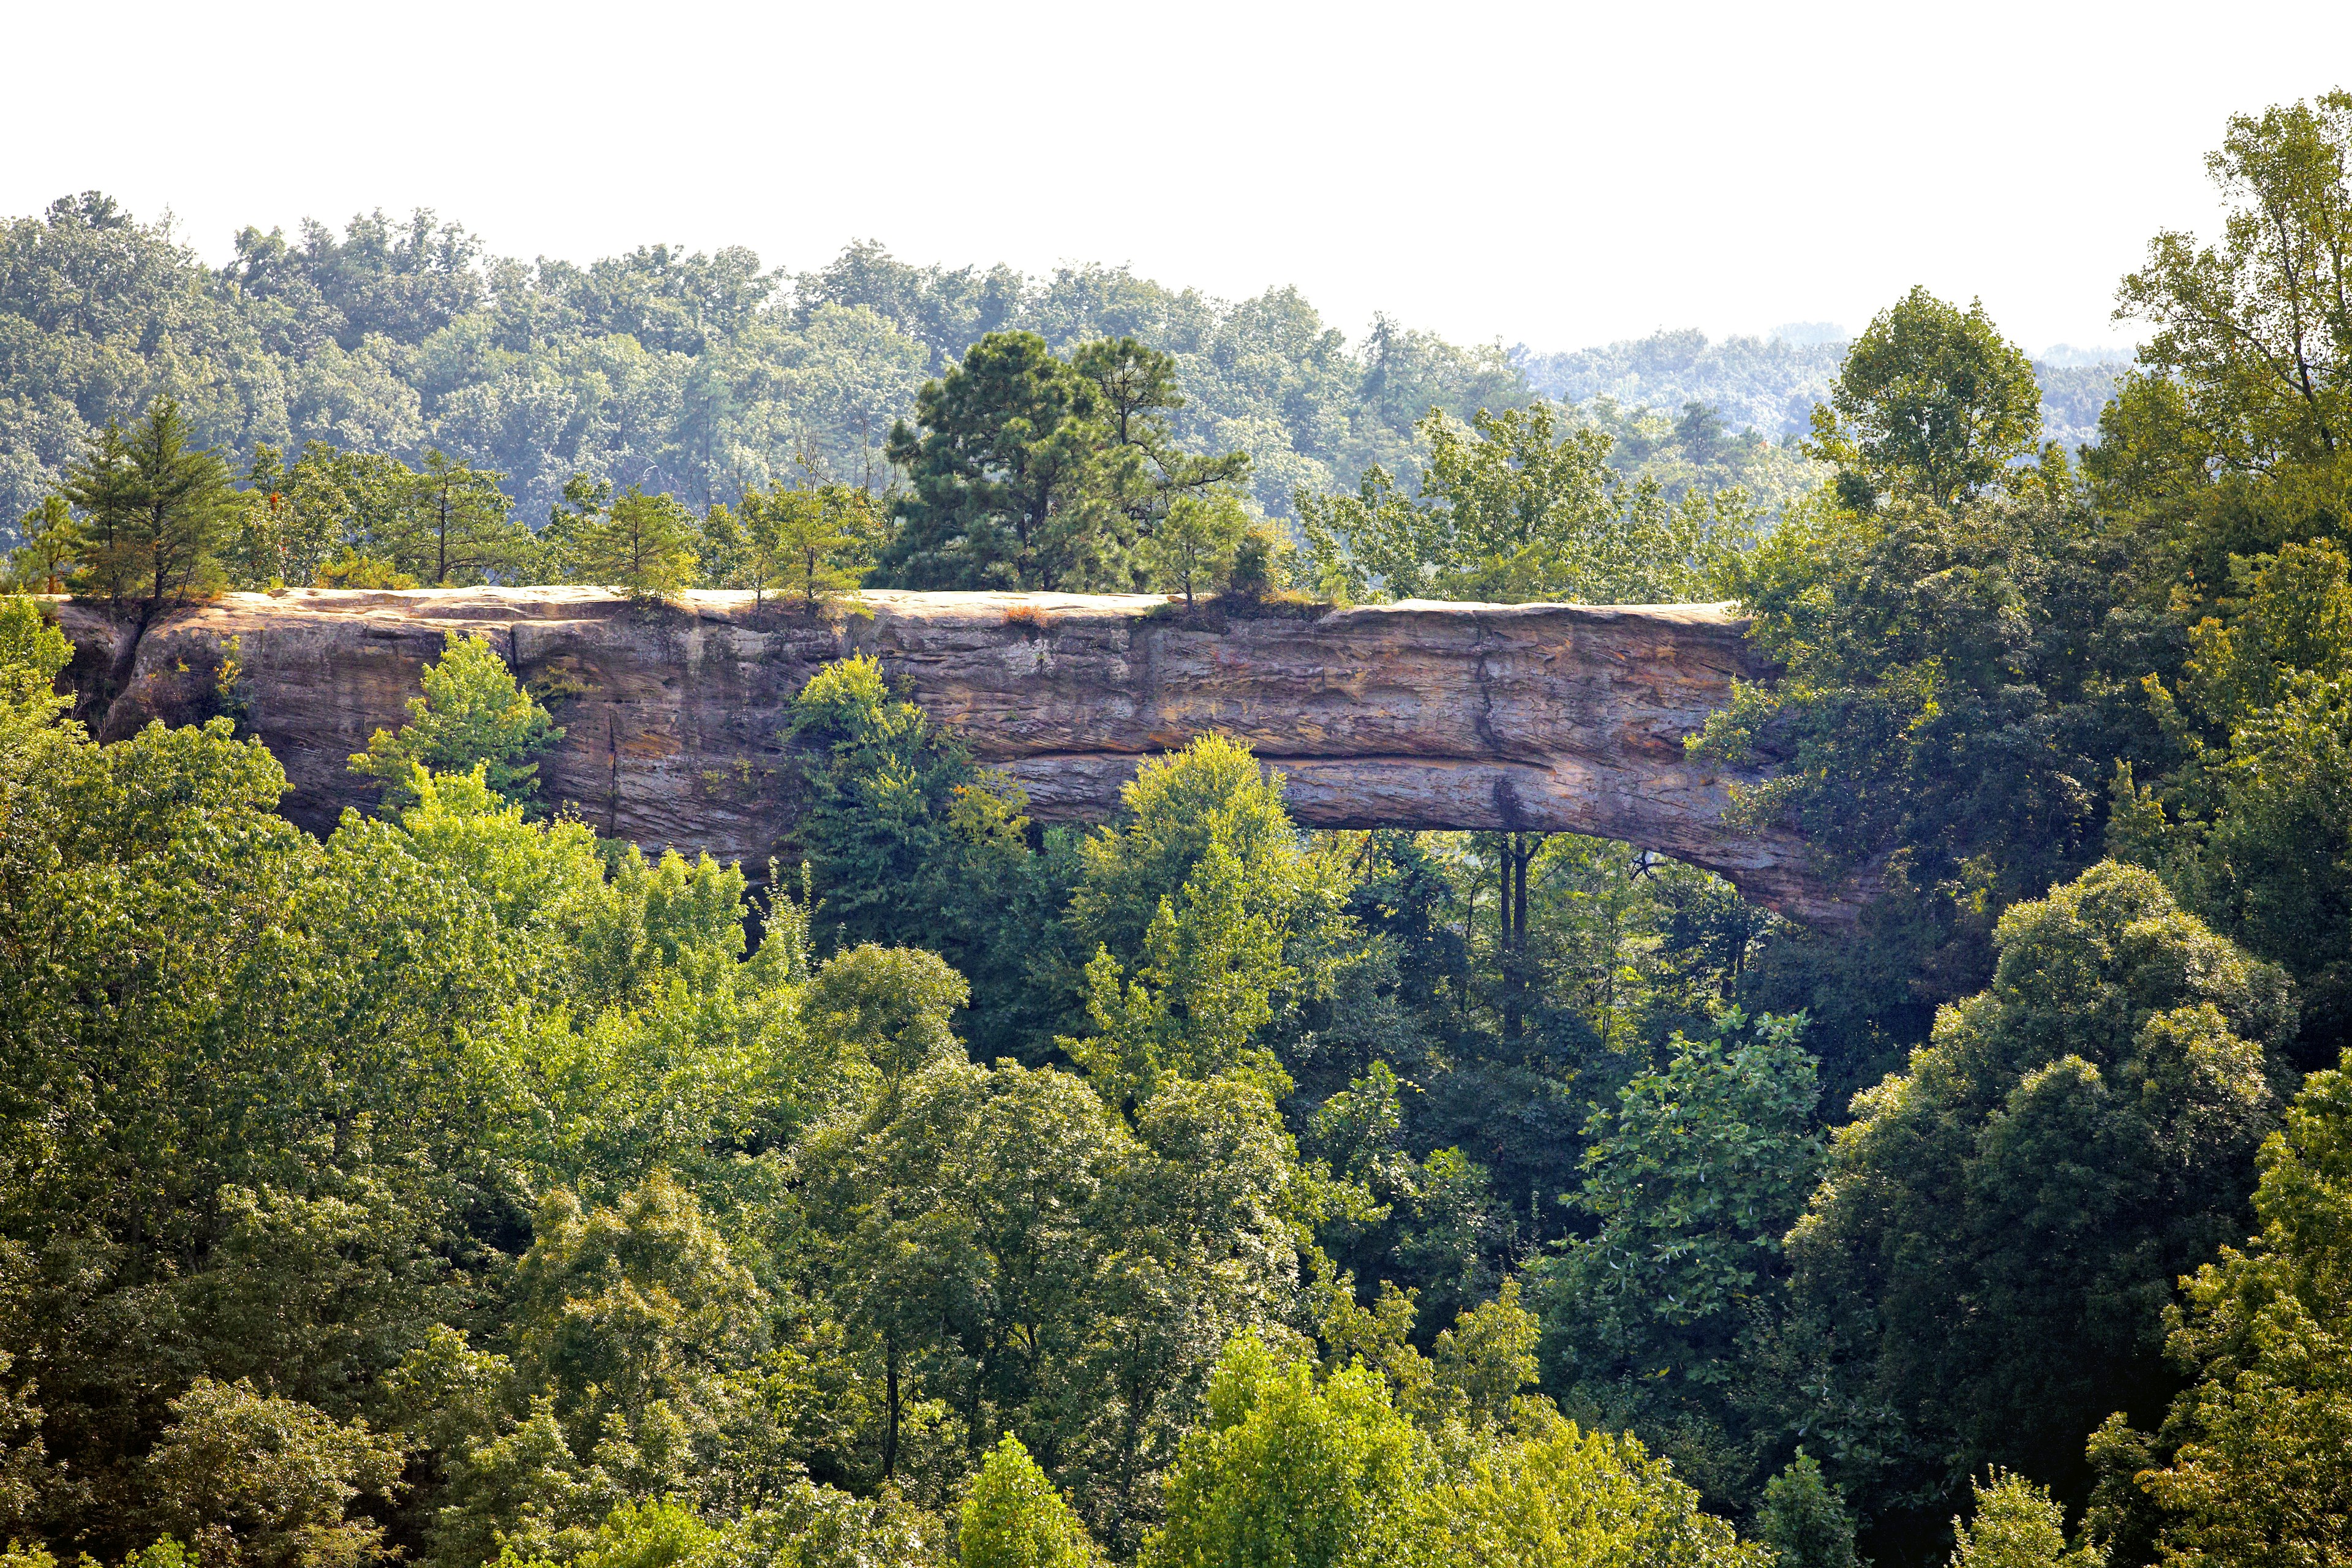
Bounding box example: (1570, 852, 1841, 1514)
(878, 331, 1246, 592)
(1069, 336, 1250, 535)
(143, 1377, 404, 1568)
(1066, 832, 1296, 1106)
(1785, 862, 2294, 1531)
(800, 942, 970, 1105)
(526, 1499, 716, 1568)
(431, 1177, 778, 1564)
(1531, 1011, 1822, 1491)
(1687, 450, 2127, 915)
(570, 483, 700, 599)
(1435, 1409, 1769, 1568)
(10, 496, 83, 594)
(379, 449, 533, 586)
(793, 1041, 1301, 1550)
(2112, 537, 2352, 1052)
(1141, 1336, 1428, 1568)
(1948, 1470, 2103, 1568)
(741, 482, 880, 610)
(0, 600, 931, 1561)
(0, 1351, 48, 1544)
(880, 331, 1116, 590)
(512, 1175, 768, 1458)
(1059, 734, 1370, 1109)
(349, 630, 564, 812)
(2116, 91, 2351, 498)
(1299, 400, 1756, 605)
(1754, 1451, 1860, 1568)
(783, 655, 1054, 1057)
(1807, 286, 2043, 508)
(1068, 733, 1305, 968)
(2178, 536, 2352, 722)
(696, 500, 749, 594)
(62, 398, 235, 616)
(1140, 492, 1249, 608)
(2090, 1054, 2352, 1568)
(223, 443, 417, 591)
(960, 1435, 1098, 1568)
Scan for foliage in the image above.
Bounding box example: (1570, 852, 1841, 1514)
(379, 450, 534, 586)
(2090, 1054, 2352, 1568)
(797, 1058, 1303, 1553)
(1544, 1011, 1822, 1379)
(563, 482, 700, 599)
(1807, 288, 2043, 509)
(784, 655, 1059, 1058)
(62, 398, 235, 612)
(1063, 737, 1310, 1105)
(1947, 1470, 2102, 1568)
(1139, 492, 1248, 608)
(1753, 1451, 1859, 1568)
(729, 482, 880, 609)
(19, 89, 2352, 1568)
(1785, 862, 2294, 1536)
(143, 1376, 404, 1568)
(1144, 1335, 1768, 1568)
(875, 331, 1247, 592)
(960, 1435, 1098, 1568)
(1531, 1011, 1822, 1495)
(1060, 734, 1391, 1118)
(8, 496, 81, 593)
(2116, 91, 2351, 502)
(1297, 399, 1757, 604)
(2113, 538, 2352, 1052)
(0, 611, 900, 1559)
(350, 631, 564, 812)
(1141, 1336, 1428, 1568)
(2089, 91, 2351, 608)
(1433, 1408, 1770, 1568)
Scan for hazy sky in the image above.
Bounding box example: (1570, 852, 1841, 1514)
(10, 1, 2349, 357)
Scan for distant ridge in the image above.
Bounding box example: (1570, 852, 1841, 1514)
(1512, 328, 2130, 450)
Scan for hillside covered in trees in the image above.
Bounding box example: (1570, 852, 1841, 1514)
(0, 196, 2122, 546)
(4, 83, 2352, 1568)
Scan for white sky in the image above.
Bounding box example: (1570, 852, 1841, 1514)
(9, 0, 2348, 358)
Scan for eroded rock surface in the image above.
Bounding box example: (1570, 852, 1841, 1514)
(50, 586, 1861, 927)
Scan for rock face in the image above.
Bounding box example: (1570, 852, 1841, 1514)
(50, 586, 1861, 927)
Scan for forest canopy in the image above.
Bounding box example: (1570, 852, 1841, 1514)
(2, 198, 2117, 549)
(4, 83, 2352, 1568)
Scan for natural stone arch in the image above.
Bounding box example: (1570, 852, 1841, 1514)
(53, 587, 1864, 929)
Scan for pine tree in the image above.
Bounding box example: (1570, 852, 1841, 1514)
(379, 449, 532, 585)
(1141, 492, 1248, 608)
(62, 398, 235, 616)
(743, 482, 878, 610)
(570, 483, 699, 599)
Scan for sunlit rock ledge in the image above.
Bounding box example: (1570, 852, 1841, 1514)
(48, 586, 1869, 930)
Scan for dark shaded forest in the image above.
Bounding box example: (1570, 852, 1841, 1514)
(3, 85, 2350, 1568)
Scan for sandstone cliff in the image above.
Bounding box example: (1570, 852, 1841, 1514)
(49, 586, 1860, 927)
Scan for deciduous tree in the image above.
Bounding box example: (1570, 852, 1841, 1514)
(1807, 287, 2042, 508)
(1785, 863, 2294, 1530)
(349, 630, 564, 812)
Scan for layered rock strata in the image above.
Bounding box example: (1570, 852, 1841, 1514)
(50, 586, 1858, 927)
